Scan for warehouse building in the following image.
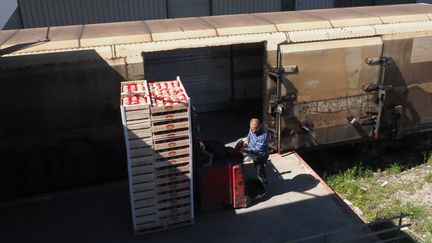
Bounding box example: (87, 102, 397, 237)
(2, 0, 432, 29)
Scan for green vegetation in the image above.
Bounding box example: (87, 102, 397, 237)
(325, 159, 432, 242)
(426, 173, 432, 183)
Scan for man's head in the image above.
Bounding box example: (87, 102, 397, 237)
(250, 118, 261, 133)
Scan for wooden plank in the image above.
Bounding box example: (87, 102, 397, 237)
(157, 181, 191, 194)
(151, 111, 188, 122)
(154, 138, 190, 151)
(159, 206, 191, 218)
(158, 197, 191, 210)
(131, 156, 154, 167)
(124, 105, 150, 112)
(154, 147, 190, 160)
(158, 212, 192, 224)
(128, 129, 152, 139)
(156, 164, 190, 177)
(129, 147, 153, 158)
(151, 103, 188, 114)
(132, 182, 155, 192)
(132, 165, 154, 175)
(156, 173, 190, 185)
(152, 130, 189, 141)
(135, 207, 157, 217)
(127, 121, 151, 130)
(155, 157, 190, 168)
(152, 121, 189, 133)
(126, 109, 150, 120)
(135, 214, 158, 224)
(134, 190, 155, 200)
(132, 173, 154, 184)
(128, 138, 153, 149)
(157, 190, 191, 202)
(135, 220, 192, 235)
(126, 119, 151, 125)
(134, 198, 157, 208)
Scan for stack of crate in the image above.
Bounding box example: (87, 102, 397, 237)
(120, 77, 194, 235)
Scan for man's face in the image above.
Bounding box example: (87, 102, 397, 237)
(250, 121, 259, 133)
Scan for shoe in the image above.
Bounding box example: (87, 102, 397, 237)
(255, 190, 266, 200)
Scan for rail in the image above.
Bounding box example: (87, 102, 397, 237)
(286, 214, 412, 243)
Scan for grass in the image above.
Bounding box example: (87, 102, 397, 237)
(325, 159, 432, 241)
(426, 173, 432, 183)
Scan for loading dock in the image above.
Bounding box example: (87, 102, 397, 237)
(0, 152, 371, 243)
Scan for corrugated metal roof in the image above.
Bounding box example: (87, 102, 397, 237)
(18, 0, 167, 28)
(212, 0, 281, 15)
(295, 0, 335, 10)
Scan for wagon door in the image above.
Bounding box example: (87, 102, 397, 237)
(264, 37, 383, 151)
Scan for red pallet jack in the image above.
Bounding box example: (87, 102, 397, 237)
(230, 163, 251, 208)
(198, 140, 253, 210)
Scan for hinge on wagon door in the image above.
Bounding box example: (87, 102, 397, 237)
(267, 65, 298, 81)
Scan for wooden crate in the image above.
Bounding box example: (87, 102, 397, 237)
(148, 77, 190, 115)
(154, 147, 190, 160)
(151, 110, 189, 123)
(154, 156, 190, 168)
(152, 129, 189, 141)
(152, 120, 189, 133)
(121, 80, 151, 112)
(153, 137, 190, 151)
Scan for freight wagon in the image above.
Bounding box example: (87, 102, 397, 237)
(1, 3, 432, 197)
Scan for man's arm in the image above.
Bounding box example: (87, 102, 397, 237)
(243, 131, 252, 145)
(244, 132, 267, 154)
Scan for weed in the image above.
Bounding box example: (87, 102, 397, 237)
(387, 163, 402, 174)
(426, 173, 432, 183)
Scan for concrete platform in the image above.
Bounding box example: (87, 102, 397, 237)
(0, 153, 370, 243)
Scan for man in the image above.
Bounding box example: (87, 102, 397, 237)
(243, 118, 269, 198)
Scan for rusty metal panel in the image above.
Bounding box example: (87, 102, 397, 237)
(280, 37, 383, 102)
(268, 37, 384, 150)
(381, 33, 432, 137)
(212, 0, 281, 15)
(18, 0, 167, 28)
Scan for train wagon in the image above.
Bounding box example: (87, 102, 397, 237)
(1, 3, 432, 196)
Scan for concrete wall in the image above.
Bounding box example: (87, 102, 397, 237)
(0, 50, 128, 198)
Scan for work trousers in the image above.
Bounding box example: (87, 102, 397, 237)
(244, 153, 268, 188)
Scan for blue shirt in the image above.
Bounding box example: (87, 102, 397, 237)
(244, 126, 269, 158)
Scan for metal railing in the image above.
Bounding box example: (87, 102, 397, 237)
(287, 214, 412, 243)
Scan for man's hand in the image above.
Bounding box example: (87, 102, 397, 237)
(243, 139, 250, 147)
